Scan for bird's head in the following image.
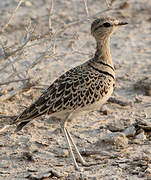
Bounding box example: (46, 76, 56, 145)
(91, 17, 128, 40)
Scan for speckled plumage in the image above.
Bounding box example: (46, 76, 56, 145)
(16, 61, 114, 122)
(13, 17, 127, 171)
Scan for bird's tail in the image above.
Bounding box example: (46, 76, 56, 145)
(14, 121, 30, 133)
(13, 103, 47, 133)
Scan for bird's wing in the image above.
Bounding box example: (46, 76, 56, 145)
(14, 62, 113, 124)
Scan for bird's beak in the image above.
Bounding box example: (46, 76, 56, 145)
(117, 22, 128, 26)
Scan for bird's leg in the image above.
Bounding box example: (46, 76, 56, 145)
(65, 127, 86, 165)
(65, 128, 100, 167)
(61, 126, 80, 171)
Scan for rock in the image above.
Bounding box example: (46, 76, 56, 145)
(99, 106, 111, 115)
(108, 122, 125, 132)
(145, 164, 151, 174)
(123, 126, 136, 137)
(108, 97, 133, 106)
(22, 152, 35, 162)
(133, 77, 151, 96)
(135, 119, 151, 131)
(136, 130, 146, 140)
(119, 2, 130, 9)
(25, 1, 32, 7)
(27, 168, 63, 179)
(57, 149, 69, 157)
(96, 132, 128, 148)
(143, 149, 151, 155)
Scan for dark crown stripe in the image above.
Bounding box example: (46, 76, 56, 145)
(96, 61, 114, 71)
(88, 64, 115, 80)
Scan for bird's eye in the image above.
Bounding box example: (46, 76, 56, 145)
(103, 22, 111, 27)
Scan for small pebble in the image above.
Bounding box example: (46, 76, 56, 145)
(145, 164, 151, 174)
(97, 132, 128, 147)
(133, 139, 143, 144)
(123, 126, 136, 137)
(119, 2, 130, 9)
(25, 1, 32, 7)
(108, 122, 125, 132)
(57, 149, 69, 157)
(136, 131, 146, 140)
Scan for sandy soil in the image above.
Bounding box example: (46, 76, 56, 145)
(0, 0, 151, 179)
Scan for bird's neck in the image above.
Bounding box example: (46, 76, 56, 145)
(94, 37, 113, 68)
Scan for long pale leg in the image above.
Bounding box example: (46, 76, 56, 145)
(65, 128, 100, 167)
(65, 127, 86, 165)
(61, 126, 80, 170)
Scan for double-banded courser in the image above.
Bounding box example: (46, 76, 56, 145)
(13, 17, 127, 171)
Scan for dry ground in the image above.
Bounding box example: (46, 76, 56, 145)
(0, 0, 151, 179)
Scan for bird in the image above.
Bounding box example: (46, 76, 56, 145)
(13, 17, 127, 171)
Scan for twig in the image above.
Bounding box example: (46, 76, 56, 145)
(30, 31, 53, 41)
(0, 56, 20, 73)
(0, 78, 29, 86)
(55, 7, 112, 36)
(80, 150, 115, 157)
(105, 0, 111, 8)
(0, 125, 10, 134)
(0, 40, 6, 60)
(10, 56, 23, 80)
(27, 7, 112, 49)
(0, 7, 112, 62)
(0, 86, 23, 101)
(1, 0, 24, 33)
(0, 115, 16, 119)
(0, 30, 32, 61)
(48, 0, 57, 54)
(0, 80, 34, 101)
(0, 6, 112, 101)
(5, 51, 55, 82)
(83, 0, 89, 17)
(48, 0, 54, 31)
